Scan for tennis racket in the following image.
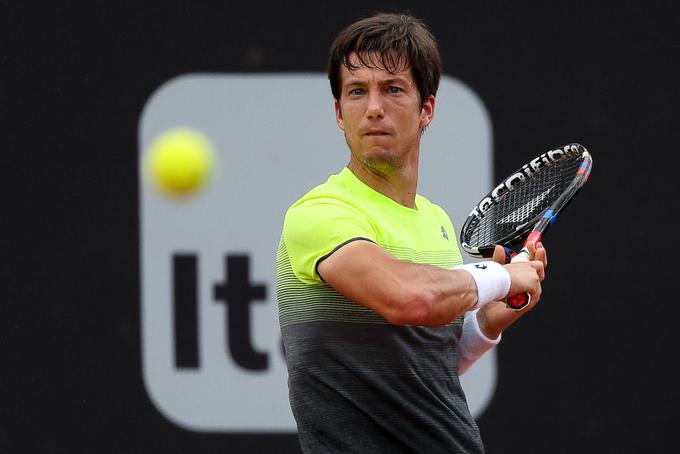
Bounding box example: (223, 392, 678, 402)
(460, 143, 593, 310)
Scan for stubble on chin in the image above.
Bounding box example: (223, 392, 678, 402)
(345, 136, 401, 177)
(361, 154, 400, 177)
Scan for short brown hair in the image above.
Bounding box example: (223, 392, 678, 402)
(328, 13, 442, 105)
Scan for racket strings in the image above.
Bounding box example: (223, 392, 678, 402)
(468, 156, 583, 248)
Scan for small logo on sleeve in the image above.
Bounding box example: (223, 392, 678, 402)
(441, 226, 449, 241)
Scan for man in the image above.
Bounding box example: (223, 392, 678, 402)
(276, 13, 547, 453)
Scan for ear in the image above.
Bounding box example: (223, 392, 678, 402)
(419, 95, 435, 130)
(335, 99, 345, 130)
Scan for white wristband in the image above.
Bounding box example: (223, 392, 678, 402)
(458, 308, 501, 375)
(452, 261, 510, 310)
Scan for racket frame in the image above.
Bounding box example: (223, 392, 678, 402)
(460, 143, 592, 259)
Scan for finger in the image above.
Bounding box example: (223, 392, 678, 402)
(529, 269, 542, 304)
(492, 245, 506, 264)
(525, 241, 536, 260)
(532, 242, 544, 265)
(533, 259, 546, 281)
(535, 245, 547, 269)
(537, 242, 548, 268)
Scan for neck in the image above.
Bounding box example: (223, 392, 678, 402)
(347, 155, 419, 209)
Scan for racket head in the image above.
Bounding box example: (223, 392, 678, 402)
(460, 143, 592, 258)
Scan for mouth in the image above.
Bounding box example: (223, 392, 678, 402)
(363, 131, 390, 137)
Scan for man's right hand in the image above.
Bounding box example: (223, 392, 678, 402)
(496, 242, 547, 306)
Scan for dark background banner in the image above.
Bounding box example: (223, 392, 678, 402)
(4, 2, 678, 452)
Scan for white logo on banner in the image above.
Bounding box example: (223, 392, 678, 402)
(139, 74, 495, 432)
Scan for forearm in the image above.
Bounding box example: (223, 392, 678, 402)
(408, 264, 479, 326)
(319, 241, 520, 327)
(355, 256, 523, 326)
(458, 308, 501, 375)
(319, 241, 482, 326)
(346, 258, 480, 326)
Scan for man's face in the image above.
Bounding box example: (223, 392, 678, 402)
(335, 53, 435, 173)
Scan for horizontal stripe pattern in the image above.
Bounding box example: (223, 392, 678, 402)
(277, 238, 463, 327)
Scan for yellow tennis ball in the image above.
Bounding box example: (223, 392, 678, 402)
(146, 128, 215, 196)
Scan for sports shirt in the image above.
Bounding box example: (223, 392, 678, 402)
(276, 167, 484, 453)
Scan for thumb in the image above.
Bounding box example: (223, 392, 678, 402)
(492, 245, 506, 264)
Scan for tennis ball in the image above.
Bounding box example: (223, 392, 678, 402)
(145, 128, 215, 196)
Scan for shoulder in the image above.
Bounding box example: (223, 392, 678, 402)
(284, 169, 372, 228)
(285, 191, 360, 227)
(283, 172, 377, 243)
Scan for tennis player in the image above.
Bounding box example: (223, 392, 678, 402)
(276, 13, 547, 453)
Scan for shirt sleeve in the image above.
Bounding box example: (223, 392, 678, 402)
(283, 197, 377, 284)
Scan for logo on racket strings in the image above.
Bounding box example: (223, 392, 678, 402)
(497, 186, 555, 224)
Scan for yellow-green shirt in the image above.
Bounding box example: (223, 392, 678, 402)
(276, 167, 484, 453)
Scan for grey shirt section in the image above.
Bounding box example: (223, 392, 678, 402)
(282, 319, 484, 453)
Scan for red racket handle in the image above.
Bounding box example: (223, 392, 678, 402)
(506, 291, 531, 310)
(505, 248, 532, 311)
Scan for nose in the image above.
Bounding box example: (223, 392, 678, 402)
(366, 92, 385, 119)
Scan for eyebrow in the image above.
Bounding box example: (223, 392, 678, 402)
(343, 75, 412, 87)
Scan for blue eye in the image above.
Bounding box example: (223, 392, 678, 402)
(350, 88, 365, 96)
(389, 86, 403, 94)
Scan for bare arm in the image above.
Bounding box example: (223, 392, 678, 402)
(317, 240, 544, 326)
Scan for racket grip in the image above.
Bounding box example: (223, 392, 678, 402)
(506, 292, 531, 310)
(505, 247, 531, 311)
